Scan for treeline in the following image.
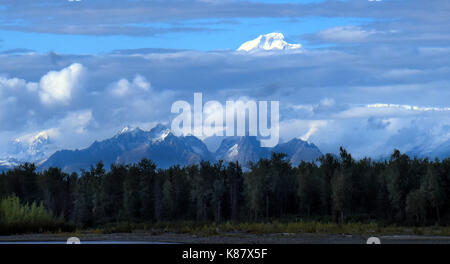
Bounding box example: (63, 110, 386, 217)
(1, 148, 450, 228)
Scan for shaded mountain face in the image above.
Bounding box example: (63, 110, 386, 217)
(407, 139, 450, 160)
(215, 136, 270, 166)
(431, 141, 450, 159)
(39, 125, 323, 173)
(40, 124, 213, 172)
(115, 133, 213, 169)
(273, 138, 323, 165)
(216, 136, 322, 167)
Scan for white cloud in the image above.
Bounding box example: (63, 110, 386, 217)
(0, 44, 450, 160)
(366, 103, 450, 112)
(320, 98, 335, 107)
(317, 26, 376, 43)
(109, 74, 151, 97)
(279, 119, 328, 142)
(15, 110, 93, 143)
(0, 76, 37, 96)
(300, 120, 328, 141)
(59, 109, 94, 134)
(382, 68, 422, 78)
(39, 63, 86, 105)
(290, 97, 342, 116)
(6, 109, 94, 161)
(16, 129, 58, 145)
(333, 103, 450, 119)
(283, 101, 450, 158)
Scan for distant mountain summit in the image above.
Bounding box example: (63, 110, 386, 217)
(7, 131, 52, 164)
(0, 134, 50, 171)
(273, 138, 323, 165)
(215, 136, 270, 166)
(38, 125, 323, 173)
(237, 33, 302, 52)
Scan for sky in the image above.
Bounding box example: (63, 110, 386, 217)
(1, 0, 450, 159)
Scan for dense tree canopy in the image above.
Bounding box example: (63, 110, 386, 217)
(1, 149, 450, 227)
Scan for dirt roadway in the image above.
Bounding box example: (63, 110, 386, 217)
(1, 232, 450, 244)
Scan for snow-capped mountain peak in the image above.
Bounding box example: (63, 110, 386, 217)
(216, 136, 270, 166)
(215, 136, 323, 167)
(153, 127, 171, 142)
(148, 124, 172, 142)
(115, 125, 146, 138)
(118, 125, 132, 135)
(41, 123, 213, 172)
(7, 131, 53, 163)
(237, 32, 302, 52)
(15, 131, 50, 145)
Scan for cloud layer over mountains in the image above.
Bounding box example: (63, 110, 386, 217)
(1, 43, 449, 160)
(1, 0, 450, 161)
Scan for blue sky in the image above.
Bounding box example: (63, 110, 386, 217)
(0, 0, 375, 53)
(0, 16, 371, 53)
(1, 0, 450, 160)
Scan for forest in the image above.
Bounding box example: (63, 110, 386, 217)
(1, 148, 450, 235)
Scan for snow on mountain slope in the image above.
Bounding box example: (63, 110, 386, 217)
(3, 121, 324, 173)
(7, 131, 53, 163)
(273, 138, 323, 165)
(216, 136, 322, 167)
(215, 136, 270, 166)
(40, 124, 214, 172)
(237, 33, 302, 52)
(0, 158, 20, 171)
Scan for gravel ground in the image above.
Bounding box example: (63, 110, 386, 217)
(1, 232, 450, 244)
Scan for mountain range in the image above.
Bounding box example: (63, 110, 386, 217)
(35, 124, 322, 173)
(4, 122, 450, 173)
(406, 140, 450, 160)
